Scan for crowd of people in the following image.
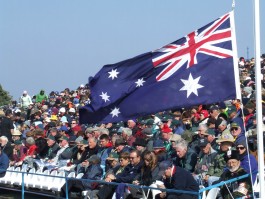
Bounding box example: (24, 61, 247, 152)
(0, 55, 265, 199)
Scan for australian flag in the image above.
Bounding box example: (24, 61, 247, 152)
(79, 11, 240, 124)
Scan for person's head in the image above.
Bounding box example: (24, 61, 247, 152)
(87, 155, 101, 165)
(236, 141, 247, 155)
(88, 137, 97, 149)
(77, 140, 88, 151)
(25, 137, 35, 147)
(153, 139, 165, 154)
(161, 126, 172, 141)
(209, 106, 219, 118)
(49, 127, 58, 137)
(119, 152, 130, 167)
(121, 128, 132, 140)
(133, 138, 146, 153)
(58, 136, 69, 147)
(230, 123, 242, 138)
(14, 140, 23, 150)
(198, 138, 211, 154)
(129, 150, 141, 166)
(143, 151, 157, 170)
(159, 160, 175, 178)
(99, 134, 109, 148)
(5, 109, 13, 117)
(175, 139, 188, 158)
(225, 150, 241, 172)
(0, 136, 8, 147)
(46, 135, 56, 147)
(197, 124, 208, 138)
(218, 120, 227, 131)
(127, 119, 136, 129)
(115, 138, 126, 152)
(106, 152, 119, 168)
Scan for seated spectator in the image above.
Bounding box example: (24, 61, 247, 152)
(46, 135, 60, 160)
(155, 160, 199, 199)
(105, 152, 120, 177)
(115, 138, 131, 154)
(230, 122, 246, 146)
(215, 150, 252, 199)
(192, 138, 217, 185)
(98, 150, 142, 199)
(174, 139, 197, 173)
(131, 151, 161, 198)
(153, 139, 168, 162)
(11, 140, 27, 166)
(236, 140, 258, 183)
(0, 136, 13, 161)
(0, 147, 9, 178)
(60, 155, 103, 197)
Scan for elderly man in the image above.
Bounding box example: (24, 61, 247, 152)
(174, 139, 197, 173)
(216, 150, 252, 199)
(192, 138, 217, 185)
(46, 135, 60, 160)
(230, 122, 246, 146)
(115, 138, 131, 154)
(200, 128, 219, 151)
(121, 127, 135, 147)
(204, 133, 235, 186)
(0, 136, 13, 160)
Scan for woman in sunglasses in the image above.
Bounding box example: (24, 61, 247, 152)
(236, 140, 258, 183)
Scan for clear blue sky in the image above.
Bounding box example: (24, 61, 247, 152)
(0, 0, 264, 100)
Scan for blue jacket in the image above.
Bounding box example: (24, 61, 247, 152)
(240, 153, 258, 182)
(115, 161, 143, 183)
(81, 164, 103, 190)
(0, 152, 9, 177)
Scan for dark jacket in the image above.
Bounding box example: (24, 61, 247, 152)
(175, 148, 198, 172)
(115, 161, 143, 183)
(163, 166, 199, 199)
(1, 142, 13, 161)
(47, 143, 60, 159)
(135, 165, 161, 186)
(35, 137, 49, 159)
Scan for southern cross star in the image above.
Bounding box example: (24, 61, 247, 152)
(180, 73, 204, 98)
(100, 92, 110, 102)
(135, 78, 145, 87)
(110, 107, 120, 117)
(108, 69, 119, 80)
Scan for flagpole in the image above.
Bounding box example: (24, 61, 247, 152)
(254, 0, 264, 198)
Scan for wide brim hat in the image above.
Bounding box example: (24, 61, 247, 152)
(216, 133, 234, 143)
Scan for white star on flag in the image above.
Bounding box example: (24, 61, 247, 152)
(135, 78, 145, 87)
(110, 107, 121, 117)
(180, 73, 204, 98)
(100, 92, 110, 102)
(108, 69, 119, 80)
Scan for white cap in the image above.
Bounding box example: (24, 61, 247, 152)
(59, 107, 66, 113)
(80, 84, 84, 88)
(69, 108, 76, 113)
(23, 90, 27, 94)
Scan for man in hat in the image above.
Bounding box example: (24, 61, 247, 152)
(11, 140, 27, 166)
(230, 122, 246, 146)
(46, 135, 60, 160)
(209, 105, 220, 120)
(156, 160, 199, 199)
(11, 129, 22, 143)
(204, 133, 235, 186)
(105, 152, 120, 176)
(0, 146, 9, 177)
(115, 138, 131, 154)
(200, 128, 219, 151)
(192, 138, 217, 185)
(133, 137, 147, 154)
(60, 154, 103, 197)
(216, 150, 252, 199)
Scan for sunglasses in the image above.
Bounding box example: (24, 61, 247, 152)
(231, 128, 238, 131)
(236, 146, 245, 150)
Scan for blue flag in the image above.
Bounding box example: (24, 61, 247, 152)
(79, 11, 240, 124)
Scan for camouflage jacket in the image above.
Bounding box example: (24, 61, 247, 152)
(206, 151, 226, 177)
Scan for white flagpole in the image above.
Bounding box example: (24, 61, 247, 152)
(254, 0, 264, 198)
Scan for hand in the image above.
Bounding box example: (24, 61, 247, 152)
(105, 177, 112, 182)
(133, 180, 139, 185)
(81, 160, 89, 167)
(107, 174, 115, 180)
(159, 192, 166, 198)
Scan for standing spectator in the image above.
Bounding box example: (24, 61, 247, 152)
(0, 109, 14, 141)
(35, 89, 48, 103)
(19, 91, 32, 111)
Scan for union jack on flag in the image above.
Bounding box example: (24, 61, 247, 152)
(153, 13, 234, 81)
(79, 11, 240, 124)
